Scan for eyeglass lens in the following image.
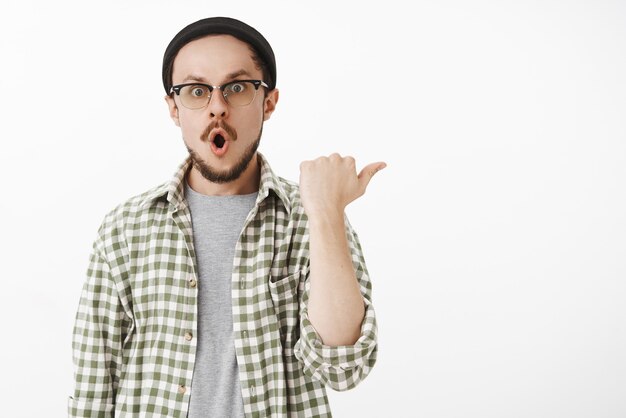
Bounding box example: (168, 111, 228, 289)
(178, 81, 259, 109)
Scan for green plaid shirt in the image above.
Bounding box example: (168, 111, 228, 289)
(69, 153, 377, 417)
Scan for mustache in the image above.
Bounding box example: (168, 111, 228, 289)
(201, 120, 238, 142)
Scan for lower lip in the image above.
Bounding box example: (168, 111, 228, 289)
(210, 140, 229, 157)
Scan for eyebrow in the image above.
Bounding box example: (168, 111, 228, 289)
(182, 69, 253, 84)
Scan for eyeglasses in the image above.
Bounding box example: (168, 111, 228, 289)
(169, 80, 268, 109)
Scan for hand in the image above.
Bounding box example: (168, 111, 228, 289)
(299, 153, 386, 218)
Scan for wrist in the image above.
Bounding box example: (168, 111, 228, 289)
(304, 205, 344, 224)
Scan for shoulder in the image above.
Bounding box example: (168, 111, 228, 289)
(93, 181, 170, 254)
(277, 175, 299, 200)
(274, 175, 307, 219)
(106, 181, 169, 222)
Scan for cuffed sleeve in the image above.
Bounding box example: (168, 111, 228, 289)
(68, 396, 114, 418)
(294, 300, 377, 391)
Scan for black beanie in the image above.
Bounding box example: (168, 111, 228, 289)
(162, 17, 276, 94)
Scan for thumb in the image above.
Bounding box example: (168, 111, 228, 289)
(357, 162, 387, 192)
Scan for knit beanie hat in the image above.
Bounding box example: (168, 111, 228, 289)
(162, 16, 276, 94)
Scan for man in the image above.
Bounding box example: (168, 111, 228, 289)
(70, 17, 384, 417)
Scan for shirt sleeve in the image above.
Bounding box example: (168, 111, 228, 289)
(69, 237, 132, 417)
(293, 218, 378, 391)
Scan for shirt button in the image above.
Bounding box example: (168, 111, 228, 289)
(184, 332, 193, 341)
(240, 279, 245, 289)
(242, 330, 248, 338)
(188, 278, 197, 288)
(250, 385, 256, 397)
(178, 385, 187, 394)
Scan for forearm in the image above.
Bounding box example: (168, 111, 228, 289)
(306, 210, 365, 346)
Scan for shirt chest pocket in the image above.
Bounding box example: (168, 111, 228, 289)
(268, 270, 304, 344)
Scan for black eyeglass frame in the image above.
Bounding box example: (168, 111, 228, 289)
(169, 79, 269, 108)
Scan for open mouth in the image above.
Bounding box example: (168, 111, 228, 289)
(214, 134, 225, 149)
(209, 131, 229, 157)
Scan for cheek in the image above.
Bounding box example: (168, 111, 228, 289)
(248, 104, 266, 129)
(231, 109, 263, 134)
(241, 116, 262, 133)
(179, 113, 207, 138)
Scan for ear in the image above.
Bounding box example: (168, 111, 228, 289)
(262, 88, 279, 121)
(164, 94, 180, 127)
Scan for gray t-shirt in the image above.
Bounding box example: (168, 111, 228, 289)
(185, 182, 257, 418)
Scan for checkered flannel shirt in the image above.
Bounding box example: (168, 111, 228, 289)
(69, 153, 378, 417)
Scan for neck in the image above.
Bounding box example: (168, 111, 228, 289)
(187, 154, 261, 196)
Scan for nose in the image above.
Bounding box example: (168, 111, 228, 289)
(207, 87, 228, 119)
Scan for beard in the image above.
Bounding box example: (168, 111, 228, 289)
(186, 124, 263, 184)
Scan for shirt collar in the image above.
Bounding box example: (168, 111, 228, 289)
(140, 152, 291, 214)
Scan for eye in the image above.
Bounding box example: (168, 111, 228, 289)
(191, 86, 207, 97)
(226, 82, 246, 94)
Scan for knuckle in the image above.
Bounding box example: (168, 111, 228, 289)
(317, 156, 329, 165)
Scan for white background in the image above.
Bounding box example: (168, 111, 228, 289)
(0, 0, 625, 417)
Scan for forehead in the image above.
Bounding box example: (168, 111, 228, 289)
(172, 34, 261, 83)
